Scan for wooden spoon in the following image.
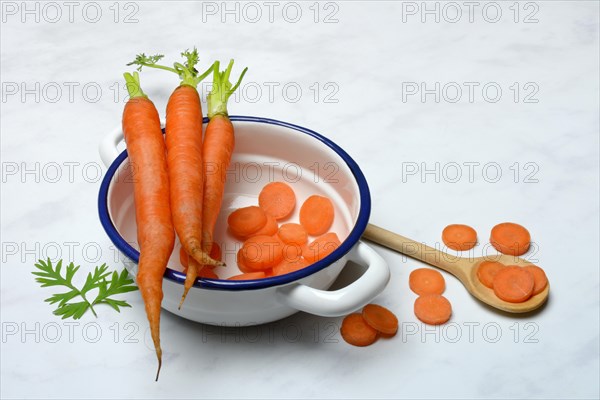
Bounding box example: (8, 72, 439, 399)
(362, 223, 549, 313)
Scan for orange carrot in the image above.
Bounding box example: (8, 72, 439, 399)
(202, 59, 247, 253)
(236, 248, 253, 274)
(179, 246, 189, 270)
(282, 242, 303, 263)
(299, 195, 334, 236)
(414, 294, 452, 325)
(180, 242, 222, 272)
(228, 206, 267, 238)
(490, 222, 531, 256)
(442, 224, 477, 251)
(229, 271, 266, 280)
(362, 304, 398, 336)
(409, 268, 445, 296)
(258, 182, 296, 220)
(122, 72, 175, 380)
(253, 213, 278, 236)
(240, 235, 284, 270)
(277, 223, 308, 246)
(129, 50, 223, 309)
(303, 232, 341, 263)
(272, 257, 309, 276)
(476, 261, 505, 289)
(340, 313, 378, 347)
(522, 265, 548, 295)
(196, 264, 219, 279)
(492, 266, 534, 303)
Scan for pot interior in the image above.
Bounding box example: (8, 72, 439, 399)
(106, 118, 365, 279)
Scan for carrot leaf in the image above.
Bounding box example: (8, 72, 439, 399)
(127, 47, 213, 88)
(32, 259, 138, 320)
(207, 59, 248, 118)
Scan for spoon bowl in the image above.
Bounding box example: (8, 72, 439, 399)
(363, 224, 549, 313)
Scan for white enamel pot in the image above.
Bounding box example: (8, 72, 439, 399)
(98, 116, 389, 326)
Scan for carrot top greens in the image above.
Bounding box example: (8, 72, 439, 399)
(123, 71, 147, 99)
(127, 48, 214, 88)
(207, 60, 248, 118)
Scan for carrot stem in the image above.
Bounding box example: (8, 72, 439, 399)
(123, 72, 147, 99)
(128, 48, 214, 89)
(207, 60, 248, 118)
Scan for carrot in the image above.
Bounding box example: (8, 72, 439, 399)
(476, 261, 505, 289)
(228, 206, 267, 238)
(414, 294, 452, 325)
(128, 50, 223, 309)
(240, 235, 284, 270)
(180, 243, 222, 272)
(282, 243, 303, 263)
(340, 313, 378, 347)
(299, 195, 335, 236)
(253, 213, 278, 236)
(202, 60, 246, 263)
(258, 182, 296, 220)
(492, 266, 534, 303)
(490, 222, 531, 256)
(522, 265, 548, 295)
(303, 232, 341, 263)
(179, 246, 189, 269)
(273, 257, 309, 276)
(229, 271, 266, 280)
(442, 224, 477, 251)
(196, 264, 219, 279)
(236, 248, 253, 273)
(362, 304, 398, 336)
(409, 268, 445, 295)
(122, 72, 175, 380)
(277, 223, 308, 246)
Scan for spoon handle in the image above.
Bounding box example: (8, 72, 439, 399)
(362, 223, 469, 278)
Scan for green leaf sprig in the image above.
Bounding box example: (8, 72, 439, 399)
(32, 259, 138, 320)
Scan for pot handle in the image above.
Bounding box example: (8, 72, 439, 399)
(99, 126, 125, 168)
(276, 241, 390, 317)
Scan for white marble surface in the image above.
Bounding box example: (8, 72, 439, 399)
(1, 1, 599, 398)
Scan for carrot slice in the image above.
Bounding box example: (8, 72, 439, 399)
(240, 235, 284, 270)
(476, 261, 506, 289)
(252, 213, 278, 236)
(522, 265, 548, 295)
(442, 224, 477, 251)
(414, 295, 452, 325)
(228, 206, 267, 238)
(278, 223, 308, 246)
(299, 195, 334, 236)
(179, 246, 189, 269)
(492, 266, 534, 303)
(303, 232, 341, 263)
(210, 243, 222, 262)
(180, 243, 221, 271)
(228, 272, 266, 281)
(258, 182, 296, 220)
(409, 268, 445, 295)
(197, 267, 219, 279)
(362, 304, 398, 335)
(273, 258, 309, 276)
(236, 248, 253, 273)
(282, 243, 303, 264)
(340, 313, 378, 347)
(490, 222, 531, 256)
